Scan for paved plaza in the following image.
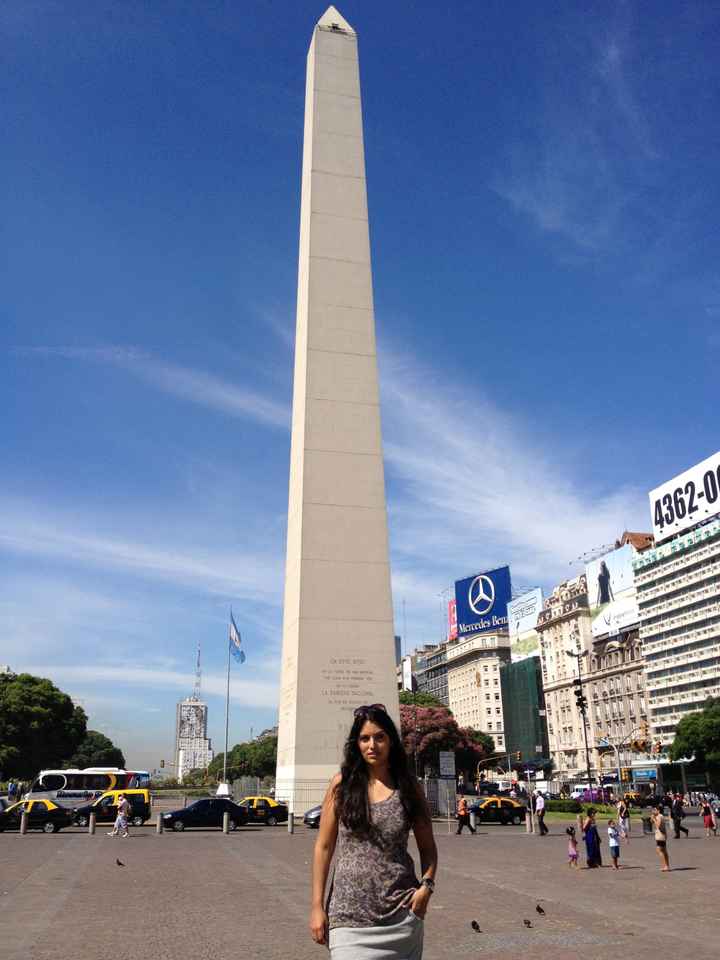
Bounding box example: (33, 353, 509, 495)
(2, 816, 718, 960)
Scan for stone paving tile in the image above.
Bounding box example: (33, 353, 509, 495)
(1, 817, 718, 960)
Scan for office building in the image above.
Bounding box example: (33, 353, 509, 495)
(500, 657, 549, 765)
(446, 632, 510, 749)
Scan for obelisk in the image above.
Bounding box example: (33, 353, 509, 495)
(276, 6, 399, 809)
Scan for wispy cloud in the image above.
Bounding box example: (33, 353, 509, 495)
(0, 495, 282, 605)
(16, 346, 290, 429)
(379, 343, 647, 638)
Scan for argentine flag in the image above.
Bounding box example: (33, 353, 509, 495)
(229, 611, 246, 664)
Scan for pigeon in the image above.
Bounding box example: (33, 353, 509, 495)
(471, 920, 481, 932)
(115, 858, 125, 867)
(523, 919, 533, 928)
(535, 904, 545, 916)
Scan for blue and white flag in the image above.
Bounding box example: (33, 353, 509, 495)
(229, 611, 246, 664)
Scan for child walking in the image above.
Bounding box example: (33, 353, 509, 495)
(608, 819, 621, 870)
(566, 826, 579, 868)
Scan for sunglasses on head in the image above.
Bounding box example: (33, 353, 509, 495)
(353, 703, 387, 717)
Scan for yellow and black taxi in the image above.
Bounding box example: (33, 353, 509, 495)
(162, 796, 249, 831)
(469, 796, 526, 825)
(0, 799, 74, 833)
(238, 795, 288, 826)
(73, 788, 151, 827)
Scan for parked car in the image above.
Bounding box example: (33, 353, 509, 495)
(0, 799, 74, 833)
(74, 788, 152, 827)
(469, 796, 526, 825)
(304, 804, 322, 829)
(237, 796, 288, 825)
(162, 797, 249, 832)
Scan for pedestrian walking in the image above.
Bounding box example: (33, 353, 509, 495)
(581, 808, 602, 868)
(108, 793, 130, 838)
(671, 793, 689, 838)
(607, 820, 621, 870)
(566, 826, 579, 869)
(309, 704, 438, 959)
(535, 791, 548, 835)
(652, 806, 670, 872)
(455, 795, 475, 835)
(7, 780, 16, 801)
(700, 799, 717, 838)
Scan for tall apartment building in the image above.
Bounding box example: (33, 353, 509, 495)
(446, 632, 510, 750)
(174, 697, 213, 782)
(415, 643, 449, 706)
(537, 575, 595, 780)
(634, 517, 720, 746)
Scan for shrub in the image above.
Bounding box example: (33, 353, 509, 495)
(545, 799, 582, 813)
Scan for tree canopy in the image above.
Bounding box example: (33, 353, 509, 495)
(399, 691, 449, 710)
(669, 698, 720, 768)
(68, 730, 126, 769)
(209, 734, 278, 781)
(0, 672, 87, 778)
(399, 704, 494, 776)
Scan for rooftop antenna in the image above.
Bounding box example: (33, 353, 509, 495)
(192, 638, 201, 700)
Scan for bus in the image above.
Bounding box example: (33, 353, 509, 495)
(26, 768, 151, 807)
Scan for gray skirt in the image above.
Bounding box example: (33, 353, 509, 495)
(329, 911, 424, 959)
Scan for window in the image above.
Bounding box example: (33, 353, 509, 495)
(495, 707, 501, 715)
(487, 722, 493, 729)
(495, 693, 500, 700)
(486, 708, 492, 715)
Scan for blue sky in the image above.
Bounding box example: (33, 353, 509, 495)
(2, 1, 718, 772)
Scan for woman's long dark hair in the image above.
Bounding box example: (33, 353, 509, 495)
(335, 706, 427, 839)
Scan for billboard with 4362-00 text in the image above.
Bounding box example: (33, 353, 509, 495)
(649, 449, 720, 544)
(454, 566, 512, 637)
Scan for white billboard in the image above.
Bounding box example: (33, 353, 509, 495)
(649, 450, 720, 544)
(585, 544, 639, 638)
(508, 588, 543, 661)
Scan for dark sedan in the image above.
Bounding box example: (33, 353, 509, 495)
(0, 799, 74, 833)
(162, 797, 249, 832)
(304, 804, 321, 829)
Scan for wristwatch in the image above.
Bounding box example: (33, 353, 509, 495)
(420, 878, 435, 893)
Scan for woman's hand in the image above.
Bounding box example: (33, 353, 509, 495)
(409, 884, 431, 919)
(309, 905, 328, 945)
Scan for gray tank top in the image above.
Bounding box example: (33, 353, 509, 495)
(328, 790, 420, 929)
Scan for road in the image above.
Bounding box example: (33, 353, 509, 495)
(2, 817, 718, 960)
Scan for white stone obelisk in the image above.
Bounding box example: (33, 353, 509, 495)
(276, 7, 399, 809)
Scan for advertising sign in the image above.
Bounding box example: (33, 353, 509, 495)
(507, 588, 543, 661)
(585, 544, 639, 637)
(447, 599, 457, 640)
(649, 449, 720, 544)
(454, 566, 512, 637)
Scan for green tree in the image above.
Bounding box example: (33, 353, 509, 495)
(67, 730, 126, 769)
(0, 672, 87, 778)
(669, 698, 720, 769)
(399, 691, 449, 710)
(209, 735, 278, 780)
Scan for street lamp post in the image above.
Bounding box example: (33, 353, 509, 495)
(566, 649, 593, 792)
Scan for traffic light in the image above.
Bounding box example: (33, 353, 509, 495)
(640, 719, 649, 738)
(160, 760, 165, 768)
(653, 741, 662, 755)
(514, 751, 522, 761)
(621, 767, 631, 782)
(573, 678, 588, 713)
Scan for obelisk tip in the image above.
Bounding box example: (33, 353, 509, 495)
(317, 6, 356, 35)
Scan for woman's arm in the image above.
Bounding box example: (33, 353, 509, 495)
(309, 773, 340, 946)
(409, 793, 438, 919)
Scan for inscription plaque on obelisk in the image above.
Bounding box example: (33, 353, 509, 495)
(275, 6, 399, 808)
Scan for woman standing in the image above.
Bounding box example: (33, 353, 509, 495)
(700, 798, 717, 838)
(616, 798, 630, 842)
(310, 704, 438, 959)
(582, 808, 602, 868)
(652, 806, 670, 871)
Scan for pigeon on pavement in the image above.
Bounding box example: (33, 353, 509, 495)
(536, 904, 545, 915)
(471, 920, 481, 932)
(116, 859, 125, 867)
(523, 919, 533, 928)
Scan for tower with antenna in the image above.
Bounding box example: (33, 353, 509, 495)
(174, 640, 213, 783)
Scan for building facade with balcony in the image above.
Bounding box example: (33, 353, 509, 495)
(537, 575, 596, 781)
(634, 517, 720, 746)
(446, 631, 510, 749)
(415, 643, 449, 706)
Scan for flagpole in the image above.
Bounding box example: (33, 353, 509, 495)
(223, 618, 231, 785)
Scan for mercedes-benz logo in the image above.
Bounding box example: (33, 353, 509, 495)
(468, 575, 495, 616)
